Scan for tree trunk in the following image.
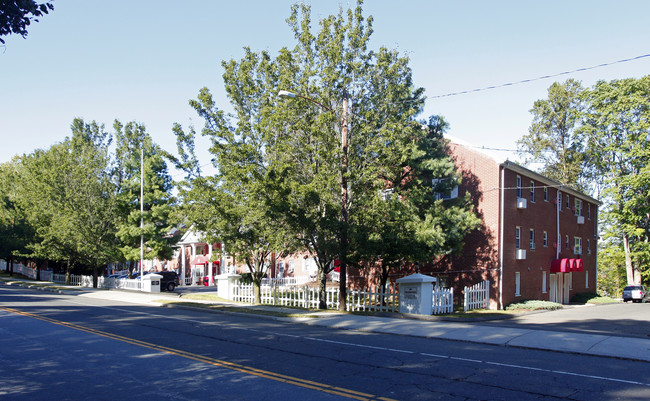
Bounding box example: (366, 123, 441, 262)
(65, 259, 71, 285)
(318, 270, 327, 310)
(623, 233, 638, 285)
(379, 263, 389, 306)
(92, 266, 98, 288)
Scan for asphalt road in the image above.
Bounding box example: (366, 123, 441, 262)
(2, 285, 650, 400)
(480, 303, 650, 339)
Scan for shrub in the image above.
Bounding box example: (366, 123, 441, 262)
(505, 300, 563, 311)
(571, 292, 616, 304)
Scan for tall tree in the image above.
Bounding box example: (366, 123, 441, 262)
(172, 47, 297, 303)
(113, 120, 176, 273)
(0, 0, 54, 44)
(0, 158, 33, 276)
(16, 119, 119, 286)
(350, 115, 480, 294)
(581, 76, 650, 286)
(268, 1, 460, 309)
(517, 79, 589, 191)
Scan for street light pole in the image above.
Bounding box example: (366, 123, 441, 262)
(140, 146, 144, 290)
(278, 90, 349, 311)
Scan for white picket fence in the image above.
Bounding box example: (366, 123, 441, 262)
(51, 274, 142, 290)
(233, 284, 399, 312)
(260, 276, 311, 287)
(464, 280, 490, 312)
(0, 262, 53, 281)
(433, 287, 454, 314)
(232, 282, 460, 314)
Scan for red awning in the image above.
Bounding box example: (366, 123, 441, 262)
(191, 255, 209, 265)
(551, 258, 584, 273)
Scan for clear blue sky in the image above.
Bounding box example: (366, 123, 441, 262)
(1, 0, 649, 176)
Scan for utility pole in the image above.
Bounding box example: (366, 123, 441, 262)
(339, 92, 349, 312)
(140, 146, 144, 288)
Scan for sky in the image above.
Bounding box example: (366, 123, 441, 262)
(1, 0, 649, 178)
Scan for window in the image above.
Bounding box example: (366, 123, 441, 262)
(432, 178, 458, 200)
(288, 260, 294, 273)
(543, 231, 548, 247)
(575, 199, 583, 216)
(529, 229, 535, 250)
(379, 188, 394, 201)
(566, 194, 570, 209)
(516, 175, 522, 198)
(565, 235, 569, 249)
(530, 181, 535, 202)
(544, 186, 548, 202)
(588, 203, 591, 219)
(587, 239, 591, 255)
(542, 271, 547, 293)
(515, 227, 521, 249)
(575, 237, 582, 255)
(515, 272, 521, 296)
(278, 261, 285, 278)
(558, 192, 563, 210)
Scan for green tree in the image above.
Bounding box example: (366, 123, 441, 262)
(517, 79, 589, 191)
(0, 158, 33, 276)
(0, 0, 54, 44)
(350, 115, 480, 294)
(16, 119, 119, 286)
(582, 76, 650, 286)
(172, 49, 296, 303)
(268, 1, 471, 309)
(113, 120, 176, 273)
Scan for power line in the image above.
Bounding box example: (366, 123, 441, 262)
(426, 53, 650, 100)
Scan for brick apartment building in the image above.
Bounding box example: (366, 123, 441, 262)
(429, 139, 600, 309)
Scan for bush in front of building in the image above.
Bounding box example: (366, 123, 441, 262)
(570, 292, 617, 304)
(505, 300, 563, 311)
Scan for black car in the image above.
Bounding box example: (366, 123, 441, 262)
(157, 271, 180, 292)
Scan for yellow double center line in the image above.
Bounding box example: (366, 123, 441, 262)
(1, 306, 395, 401)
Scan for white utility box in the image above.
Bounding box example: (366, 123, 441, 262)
(143, 273, 162, 293)
(396, 273, 437, 315)
(216, 274, 241, 300)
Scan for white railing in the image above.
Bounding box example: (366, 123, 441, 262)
(261, 276, 311, 287)
(464, 280, 490, 312)
(51, 274, 141, 290)
(1, 262, 53, 281)
(233, 283, 398, 312)
(433, 287, 454, 314)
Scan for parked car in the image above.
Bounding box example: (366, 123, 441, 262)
(157, 271, 180, 292)
(622, 285, 648, 303)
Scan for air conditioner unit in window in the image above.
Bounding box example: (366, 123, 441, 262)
(577, 216, 585, 224)
(516, 249, 526, 260)
(517, 198, 527, 209)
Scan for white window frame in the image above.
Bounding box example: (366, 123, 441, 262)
(530, 181, 535, 202)
(543, 231, 548, 247)
(432, 178, 458, 201)
(544, 186, 548, 202)
(575, 199, 583, 217)
(529, 229, 535, 250)
(516, 175, 522, 198)
(515, 272, 521, 296)
(515, 227, 521, 249)
(587, 239, 591, 255)
(574, 237, 582, 255)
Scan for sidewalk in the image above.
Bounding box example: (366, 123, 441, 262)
(3, 276, 650, 362)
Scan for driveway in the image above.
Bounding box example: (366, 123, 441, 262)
(483, 302, 650, 339)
